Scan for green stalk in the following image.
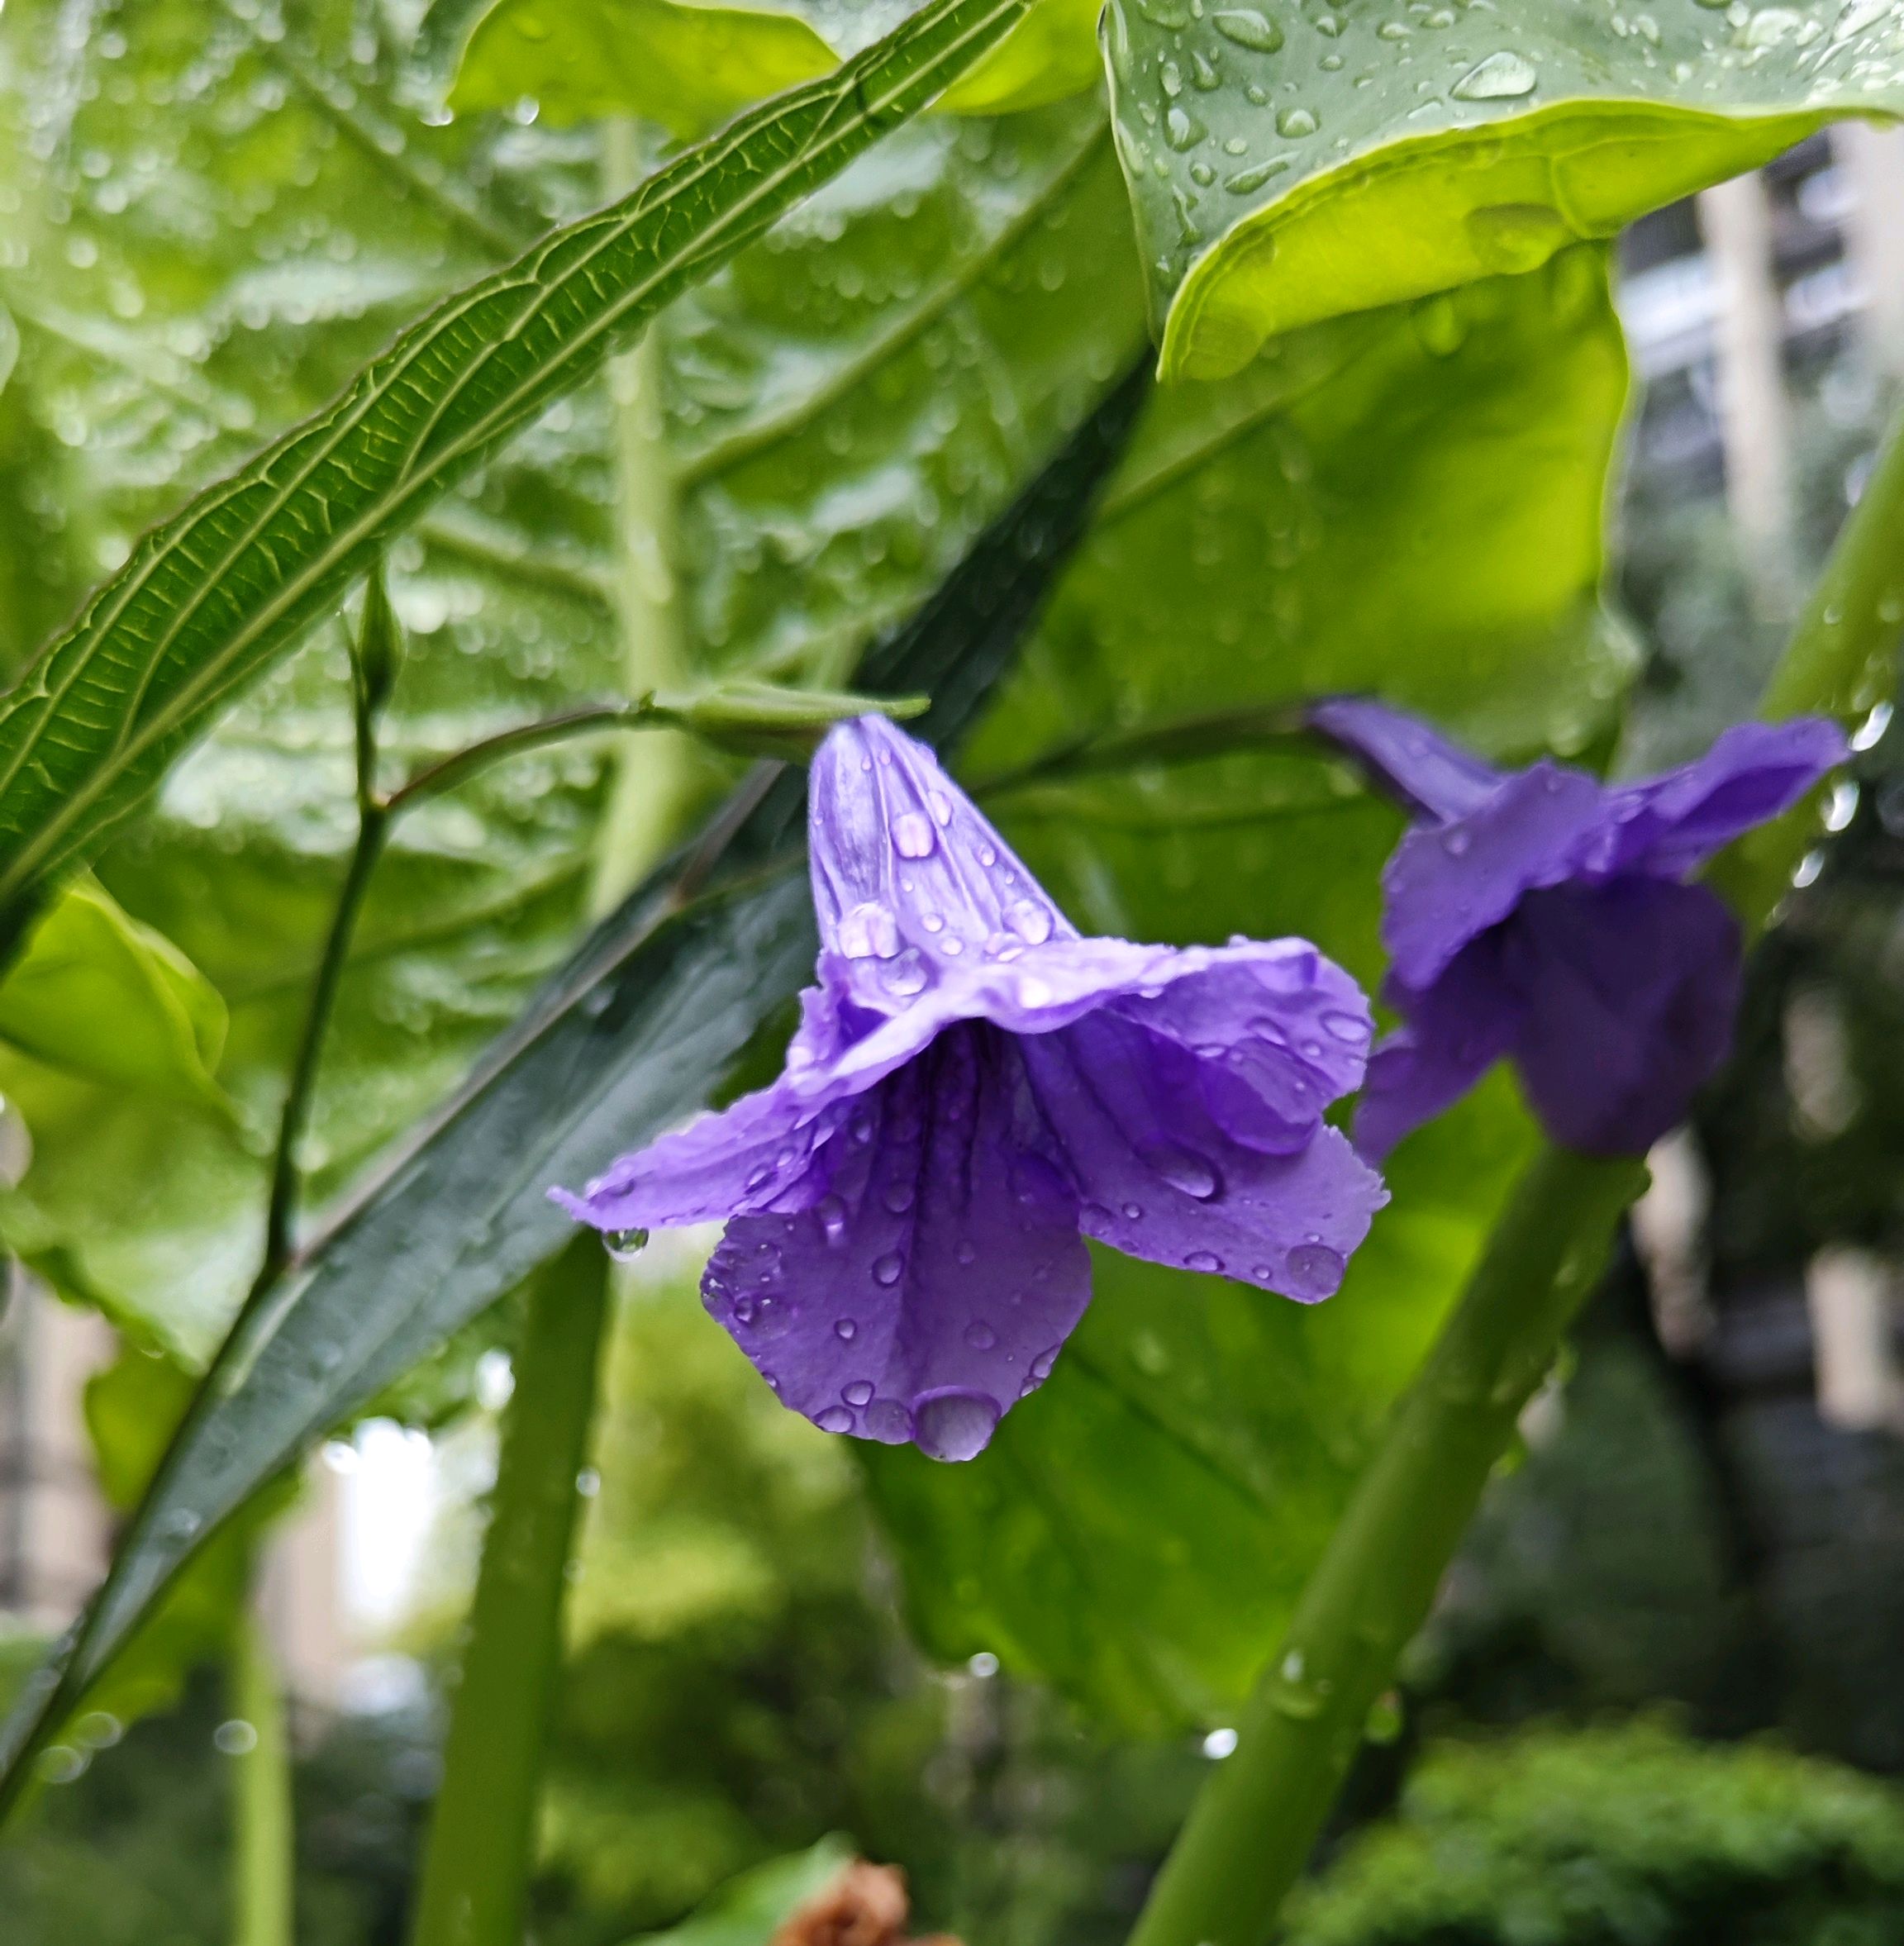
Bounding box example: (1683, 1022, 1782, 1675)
(407, 1233, 611, 1946)
(229, 1611, 294, 1946)
(1126, 1148, 1643, 1946)
(1126, 375, 1904, 1946)
(595, 119, 692, 919)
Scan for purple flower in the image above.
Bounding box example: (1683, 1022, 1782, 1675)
(554, 716, 1386, 1460)
(1309, 698, 1848, 1160)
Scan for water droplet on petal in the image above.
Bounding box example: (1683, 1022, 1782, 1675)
(864, 1397, 914, 1442)
(1285, 1242, 1346, 1298)
(835, 1316, 858, 1340)
(817, 1194, 848, 1243)
(964, 1320, 998, 1350)
(1441, 827, 1473, 857)
(927, 789, 953, 826)
(1185, 1249, 1225, 1273)
(1321, 1009, 1370, 1045)
(912, 1388, 1001, 1462)
(839, 902, 900, 959)
(605, 1227, 650, 1262)
(883, 948, 929, 997)
(815, 1406, 854, 1434)
(1007, 898, 1053, 944)
(745, 1164, 774, 1192)
(1139, 1140, 1222, 1200)
(1016, 974, 1054, 1009)
(844, 1380, 874, 1406)
(873, 1252, 904, 1287)
(892, 811, 935, 859)
(956, 1239, 978, 1265)
(1122, 1202, 1144, 1220)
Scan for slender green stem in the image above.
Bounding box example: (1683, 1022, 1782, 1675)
(1128, 1149, 1644, 1946)
(1717, 401, 1904, 919)
(596, 119, 693, 920)
(229, 1611, 294, 1946)
(407, 1234, 611, 1946)
(385, 704, 641, 816)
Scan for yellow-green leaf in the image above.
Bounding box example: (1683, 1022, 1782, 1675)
(0, 878, 231, 1112)
(1102, 0, 1904, 377)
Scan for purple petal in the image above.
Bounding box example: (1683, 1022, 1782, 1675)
(1507, 878, 1742, 1155)
(1599, 717, 1849, 877)
(1019, 1007, 1387, 1302)
(807, 715, 1076, 1018)
(1383, 762, 1607, 991)
(702, 1023, 1089, 1459)
(1104, 940, 1375, 1153)
(1353, 937, 1524, 1160)
(1308, 697, 1504, 821)
(549, 1073, 842, 1232)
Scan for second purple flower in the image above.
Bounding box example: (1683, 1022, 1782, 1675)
(555, 716, 1388, 1461)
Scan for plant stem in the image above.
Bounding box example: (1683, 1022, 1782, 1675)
(1718, 400, 1904, 918)
(229, 1610, 294, 1946)
(407, 1233, 611, 1946)
(1126, 1147, 1645, 1946)
(384, 704, 640, 816)
(596, 119, 692, 918)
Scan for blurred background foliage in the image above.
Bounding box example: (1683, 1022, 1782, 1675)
(0, 0, 1902, 1942)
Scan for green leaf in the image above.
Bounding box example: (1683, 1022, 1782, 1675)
(1103, 0, 1904, 377)
(617, 1838, 859, 1946)
(858, 250, 1631, 1729)
(0, 0, 1034, 937)
(447, 0, 1097, 136)
(0, 362, 1151, 1813)
(0, 878, 231, 1113)
(64, 1347, 292, 1741)
(451, 0, 843, 140)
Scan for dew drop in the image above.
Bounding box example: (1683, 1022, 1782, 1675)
(844, 1379, 875, 1406)
(1016, 974, 1054, 1008)
(1185, 1249, 1225, 1273)
(835, 1316, 858, 1340)
(1440, 826, 1473, 856)
(913, 1388, 1002, 1462)
(1451, 49, 1539, 98)
(1140, 1140, 1222, 1200)
(1123, 1201, 1144, 1220)
(873, 1252, 905, 1287)
(745, 1163, 774, 1192)
(1165, 105, 1207, 150)
(1275, 106, 1318, 137)
(1211, 7, 1283, 49)
(1285, 1242, 1346, 1298)
(964, 1320, 998, 1351)
(1007, 898, 1053, 944)
(839, 902, 899, 959)
(815, 1406, 854, 1434)
(927, 788, 953, 826)
(956, 1239, 978, 1265)
(1029, 1345, 1061, 1381)
(1321, 1009, 1371, 1044)
(864, 1397, 914, 1443)
(893, 811, 935, 859)
(883, 948, 929, 997)
(883, 1179, 916, 1214)
(605, 1227, 650, 1263)
(817, 1194, 848, 1244)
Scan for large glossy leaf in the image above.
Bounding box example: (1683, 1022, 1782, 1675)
(0, 0, 1035, 935)
(859, 246, 1630, 1729)
(1103, 0, 1904, 377)
(0, 361, 1152, 1807)
(447, 0, 1100, 130)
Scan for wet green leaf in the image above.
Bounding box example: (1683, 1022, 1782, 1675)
(0, 878, 231, 1113)
(1104, 0, 1904, 376)
(448, 0, 1099, 132)
(0, 0, 1035, 935)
